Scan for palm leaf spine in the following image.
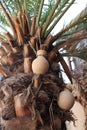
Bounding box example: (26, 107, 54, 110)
(45, 0, 75, 37)
(42, 0, 60, 37)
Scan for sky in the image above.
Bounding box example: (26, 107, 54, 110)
(62, 0, 87, 23)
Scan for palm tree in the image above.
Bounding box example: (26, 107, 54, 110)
(0, 0, 87, 130)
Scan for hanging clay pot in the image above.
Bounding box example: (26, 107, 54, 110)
(57, 89, 74, 110)
(37, 50, 47, 57)
(32, 55, 49, 75)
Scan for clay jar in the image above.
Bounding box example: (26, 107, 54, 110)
(32, 50, 49, 75)
(57, 89, 74, 110)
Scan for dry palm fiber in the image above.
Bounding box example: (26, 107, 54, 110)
(0, 72, 74, 130)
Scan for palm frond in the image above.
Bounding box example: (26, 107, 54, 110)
(45, 0, 75, 37)
(0, 24, 8, 32)
(73, 48, 87, 61)
(0, 0, 87, 63)
(53, 6, 87, 41)
(42, 0, 60, 36)
(55, 30, 87, 50)
(36, 0, 44, 26)
(57, 52, 72, 83)
(62, 47, 87, 61)
(40, 2, 53, 25)
(0, 8, 8, 25)
(0, 2, 17, 38)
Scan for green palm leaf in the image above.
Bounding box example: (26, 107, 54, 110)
(0, 0, 87, 61)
